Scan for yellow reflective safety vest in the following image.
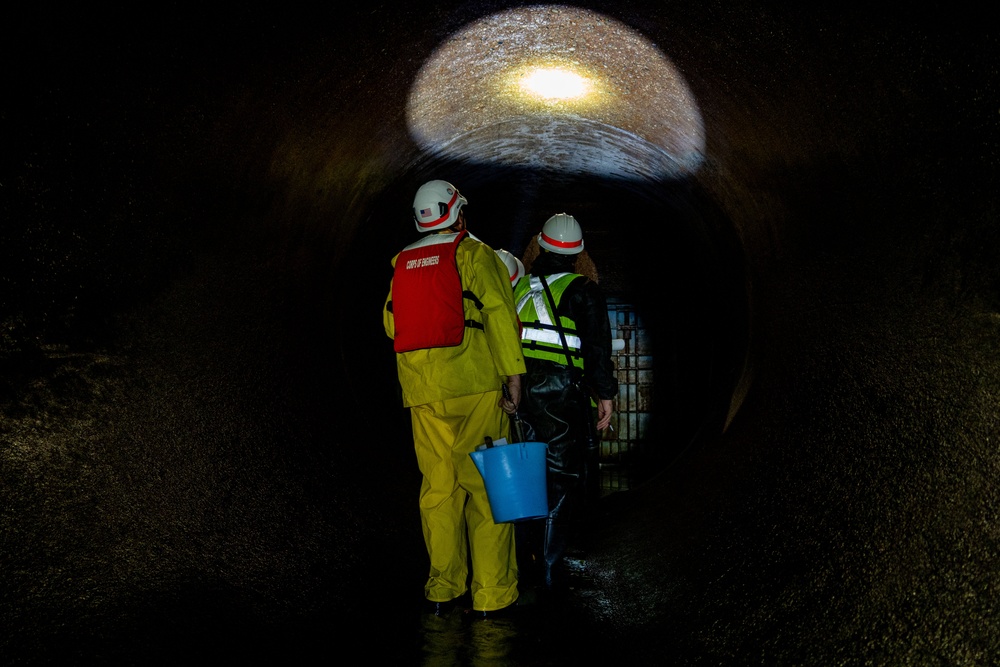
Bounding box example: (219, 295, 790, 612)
(513, 272, 585, 370)
(384, 233, 526, 408)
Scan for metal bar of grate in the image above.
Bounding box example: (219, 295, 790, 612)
(601, 297, 651, 496)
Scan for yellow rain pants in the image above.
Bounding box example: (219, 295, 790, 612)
(411, 390, 518, 612)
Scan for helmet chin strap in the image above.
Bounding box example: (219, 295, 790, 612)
(446, 210, 467, 233)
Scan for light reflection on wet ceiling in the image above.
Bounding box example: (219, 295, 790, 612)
(406, 5, 705, 180)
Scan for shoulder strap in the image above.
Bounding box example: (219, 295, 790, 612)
(453, 231, 484, 314)
(539, 274, 576, 369)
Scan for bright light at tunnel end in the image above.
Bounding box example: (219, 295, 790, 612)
(519, 66, 592, 101)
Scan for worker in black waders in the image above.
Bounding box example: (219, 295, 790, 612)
(513, 212, 617, 597)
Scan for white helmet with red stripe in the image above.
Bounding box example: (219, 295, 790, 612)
(495, 249, 525, 284)
(413, 180, 468, 232)
(537, 212, 584, 254)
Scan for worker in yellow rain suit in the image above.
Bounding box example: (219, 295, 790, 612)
(384, 179, 526, 618)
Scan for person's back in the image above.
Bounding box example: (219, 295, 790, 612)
(388, 233, 523, 407)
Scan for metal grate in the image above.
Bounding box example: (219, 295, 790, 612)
(600, 297, 652, 496)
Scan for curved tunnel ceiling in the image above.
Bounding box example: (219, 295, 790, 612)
(406, 5, 705, 180)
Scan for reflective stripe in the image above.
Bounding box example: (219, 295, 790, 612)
(539, 231, 583, 251)
(521, 326, 582, 349)
(515, 273, 572, 324)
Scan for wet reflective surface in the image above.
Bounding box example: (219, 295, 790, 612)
(412, 588, 595, 666)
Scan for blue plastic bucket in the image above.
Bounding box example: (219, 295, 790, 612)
(469, 441, 548, 523)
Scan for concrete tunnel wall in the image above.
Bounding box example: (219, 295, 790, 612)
(4, 2, 999, 664)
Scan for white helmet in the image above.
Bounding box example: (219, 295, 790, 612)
(537, 212, 584, 254)
(413, 179, 468, 232)
(495, 249, 525, 284)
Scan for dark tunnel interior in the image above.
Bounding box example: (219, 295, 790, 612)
(4, 2, 1000, 665)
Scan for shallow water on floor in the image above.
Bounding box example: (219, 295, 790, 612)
(408, 600, 587, 665)
(403, 559, 612, 666)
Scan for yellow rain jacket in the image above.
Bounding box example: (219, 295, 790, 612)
(384, 233, 526, 405)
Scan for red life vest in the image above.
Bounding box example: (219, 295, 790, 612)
(390, 231, 482, 353)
